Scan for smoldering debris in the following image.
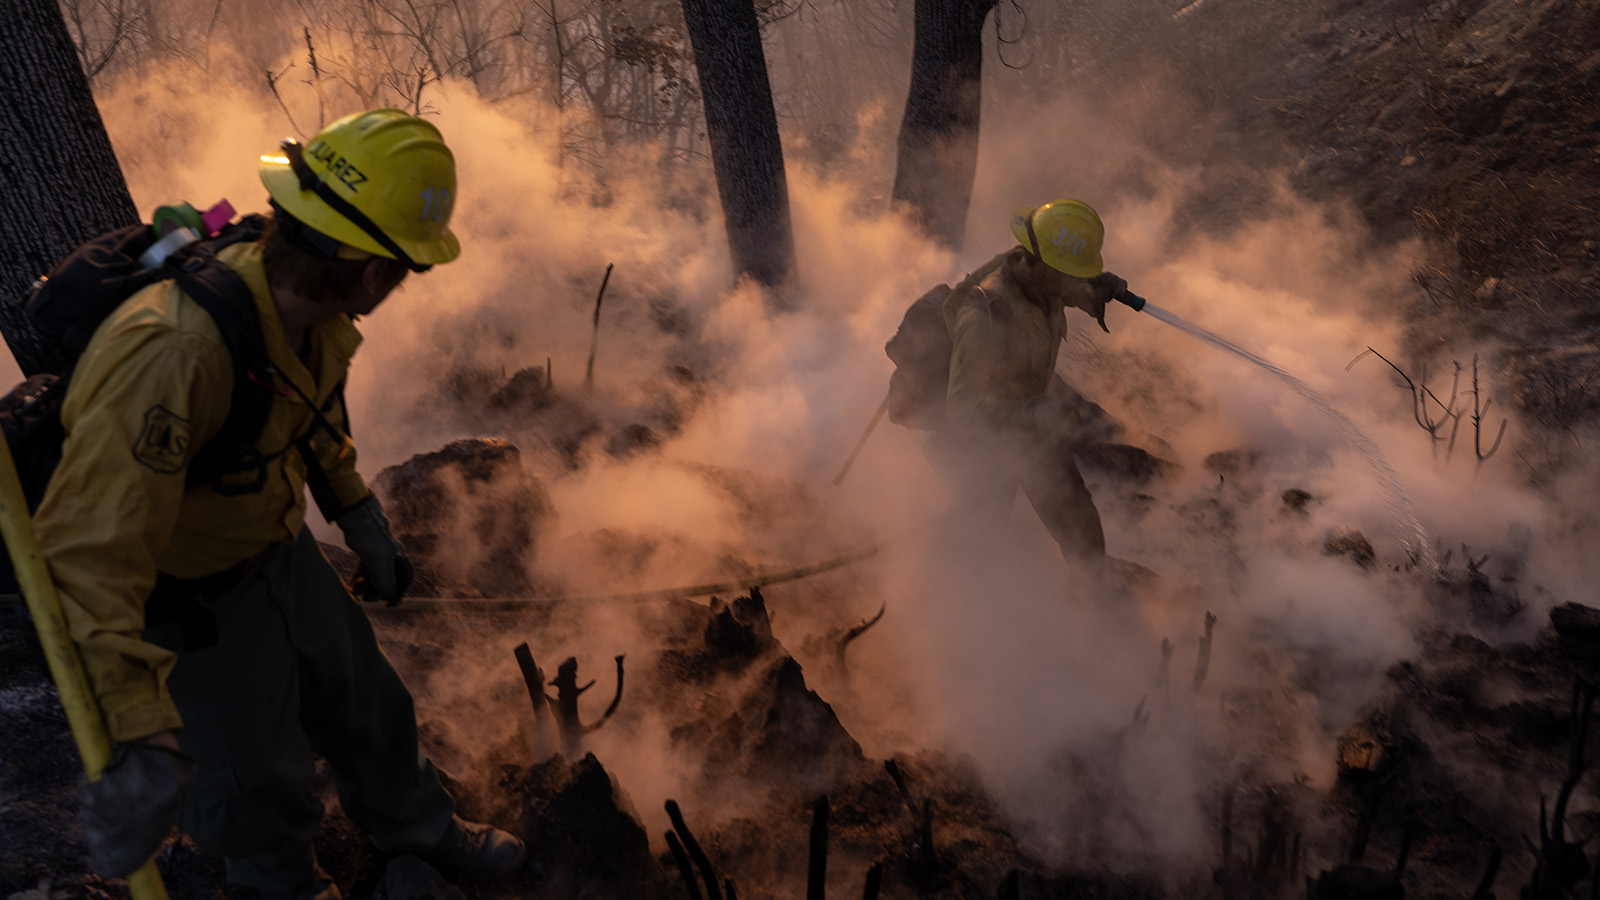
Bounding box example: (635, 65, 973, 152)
(374, 439, 554, 597)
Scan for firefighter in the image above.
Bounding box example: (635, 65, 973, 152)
(927, 199, 1130, 564)
(35, 110, 524, 899)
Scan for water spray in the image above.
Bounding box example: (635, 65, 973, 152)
(1112, 287, 1439, 572)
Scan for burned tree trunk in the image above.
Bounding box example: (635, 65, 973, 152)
(679, 0, 795, 295)
(891, 0, 998, 250)
(0, 0, 138, 375)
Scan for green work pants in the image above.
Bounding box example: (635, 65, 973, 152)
(926, 427, 1107, 561)
(144, 529, 454, 892)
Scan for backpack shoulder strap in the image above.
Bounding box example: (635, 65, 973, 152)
(173, 249, 277, 495)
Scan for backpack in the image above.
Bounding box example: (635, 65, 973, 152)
(0, 212, 283, 588)
(884, 283, 954, 431)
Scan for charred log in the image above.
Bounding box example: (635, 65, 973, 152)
(705, 587, 775, 663)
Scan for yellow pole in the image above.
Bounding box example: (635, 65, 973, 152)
(0, 438, 170, 900)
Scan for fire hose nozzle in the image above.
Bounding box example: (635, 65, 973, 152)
(1115, 289, 1147, 312)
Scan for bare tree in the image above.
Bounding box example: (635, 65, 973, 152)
(892, 0, 998, 250)
(0, 0, 139, 375)
(679, 0, 795, 293)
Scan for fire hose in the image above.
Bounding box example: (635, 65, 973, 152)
(0, 442, 171, 899)
(378, 539, 886, 612)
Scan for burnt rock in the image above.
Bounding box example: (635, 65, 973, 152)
(1204, 448, 1262, 478)
(1337, 723, 1392, 780)
(383, 856, 463, 900)
(1307, 864, 1404, 899)
(1325, 530, 1378, 570)
(704, 656, 864, 789)
(1550, 603, 1600, 644)
(374, 438, 553, 597)
(486, 366, 553, 413)
(606, 423, 662, 458)
(512, 753, 658, 896)
(1282, 488, 1316, 514)
(1074, 442, 1181, 485)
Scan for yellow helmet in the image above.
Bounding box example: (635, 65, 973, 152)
(1009, 199, 1104, 278)
(259, 109, 460, 270)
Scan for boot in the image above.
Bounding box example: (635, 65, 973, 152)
(423, 816, 526, 880)
(259, 865, 342, 900)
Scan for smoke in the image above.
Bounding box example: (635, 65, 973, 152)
(17, 0, 1591, 886)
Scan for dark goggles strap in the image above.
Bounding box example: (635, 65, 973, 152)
(1023, 213, 1043, 261)
(280, 139, 431, 273)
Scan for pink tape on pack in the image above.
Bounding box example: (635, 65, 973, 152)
(201, 199, 236, 237)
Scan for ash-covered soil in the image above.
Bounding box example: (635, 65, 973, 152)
(5, 0, 1600, 897)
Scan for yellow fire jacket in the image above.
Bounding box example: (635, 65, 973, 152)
(943, 251, 1074, 435)
(32, 240, 372, 741)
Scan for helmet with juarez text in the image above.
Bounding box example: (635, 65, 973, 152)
(259, 109, 459, 270)
(1009, 199, 1103, 278)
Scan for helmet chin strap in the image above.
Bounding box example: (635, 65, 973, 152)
(1023, 211, 1044, 261)
(279, 139, 432, 274)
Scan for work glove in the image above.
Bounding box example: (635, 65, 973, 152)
(1080, 271, 1129, 333)
(337, 495, 415, 606)
(76, 737, 197, 877)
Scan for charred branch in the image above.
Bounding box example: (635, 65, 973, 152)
(863, 862, 882, 900)
(586, 654, 626, 733)
(1192, 611, 1217, 692)
(1528, 677, 1598, 897)
(513, 642, 550, 735)
(837, 601, 886, 671)
(885, 759, 937, 876)
(1467, 354, 1508, 465)
(997, 869, 1020, 899)
(1348, 346, 1461, 446)
(1469, 845, 1501, 900)
(583, 262, 615, 391)
(547, 654, 626, 755)
(1311, 782, 1403, 899)
(666, 799, 726, 900)
(1349, 781, 1385, 865)
(665, 830, 703, 900)
(808, 796, 829, 900)
(1221, 784, 1234, 872)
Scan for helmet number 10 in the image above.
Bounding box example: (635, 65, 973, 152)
(419, 186, 452, 223)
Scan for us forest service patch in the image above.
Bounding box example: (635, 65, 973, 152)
(133, 405, 191, 473)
